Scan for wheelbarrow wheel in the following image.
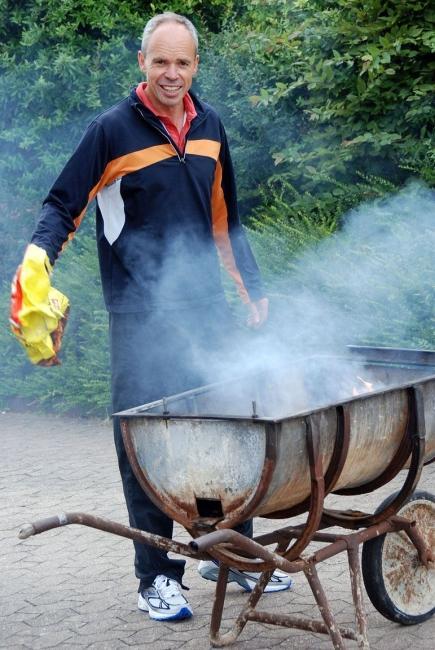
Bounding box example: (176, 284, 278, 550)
(361, 489, 435, 625)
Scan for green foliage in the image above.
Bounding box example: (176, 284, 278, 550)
(0, 0, 146, 280)
(148, 0, 237, 33)
(1, 0, 433, 414)
(201, 0, 434, 199)
(199, 36, 292, 213)
(248, 172, 397, 276)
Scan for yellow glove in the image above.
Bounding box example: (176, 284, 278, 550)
(10, 244, 70, 366)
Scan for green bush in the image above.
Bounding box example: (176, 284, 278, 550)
(200, 0, 435, 200)
(1, 0, 433, 414)
(248, 172, 397, 275)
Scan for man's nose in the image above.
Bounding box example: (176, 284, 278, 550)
(165, 64, 178, 79)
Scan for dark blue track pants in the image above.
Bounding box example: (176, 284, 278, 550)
(110, 302, 253, 588)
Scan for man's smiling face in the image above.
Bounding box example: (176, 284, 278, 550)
(138, 22, 199, 115)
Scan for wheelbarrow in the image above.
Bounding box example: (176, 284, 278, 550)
(19, 345, 435, 649)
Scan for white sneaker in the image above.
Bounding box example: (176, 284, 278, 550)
(198, 560, 293, 593)
(138, 575, 193, 621)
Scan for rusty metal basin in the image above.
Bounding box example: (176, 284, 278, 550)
(119, 346, 435, 531)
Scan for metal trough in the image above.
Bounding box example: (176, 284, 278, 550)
(119, 345, 435, 533)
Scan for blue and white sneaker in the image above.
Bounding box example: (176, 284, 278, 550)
(138, 575, 193, 621)
(198, 560, 293, 593)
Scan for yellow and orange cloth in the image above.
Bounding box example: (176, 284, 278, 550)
(10, 244, 69, 365)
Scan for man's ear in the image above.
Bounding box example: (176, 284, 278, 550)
(193, 54, 199, 76)
(137, 50, 146, 75)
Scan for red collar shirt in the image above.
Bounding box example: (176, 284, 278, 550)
(136, 82, 197, 152)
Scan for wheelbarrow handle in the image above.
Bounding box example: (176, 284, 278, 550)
(19, 513, 69, 539)
(18, 511, 208, 560)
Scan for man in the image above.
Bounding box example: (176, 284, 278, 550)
(10, 12, 291, 622)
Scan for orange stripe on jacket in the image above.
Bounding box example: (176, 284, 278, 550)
(211, 160, 250, 304)
(185, 139, 220, 161)
(63, 144, 176, 248)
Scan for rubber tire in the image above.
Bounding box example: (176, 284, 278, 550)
(361, 489, 435, 625)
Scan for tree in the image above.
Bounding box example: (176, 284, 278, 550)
(200, 0, 435, 196)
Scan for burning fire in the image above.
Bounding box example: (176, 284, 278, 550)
(352, 376, 374, 396)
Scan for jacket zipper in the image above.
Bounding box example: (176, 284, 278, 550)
(156, 124, 186, 162)
(135, 104, 185, 162)
(135, 102, 207, 164)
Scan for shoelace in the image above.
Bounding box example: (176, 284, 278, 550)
(154, 575, 180, 598)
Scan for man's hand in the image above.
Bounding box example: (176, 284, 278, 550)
(246, 297, 269, 329)
(10, 244, 70, 365)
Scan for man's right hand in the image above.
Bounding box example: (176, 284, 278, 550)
(10, 244, 70, 366)
(246, 297, 269, 329)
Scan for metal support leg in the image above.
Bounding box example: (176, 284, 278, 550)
(210, 569, 272, 647)
(304, 562, 346, 650)
(347, 547, 370, 649)
(210, 566, 231, 645)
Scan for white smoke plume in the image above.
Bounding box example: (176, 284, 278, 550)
(151, 181, 435, 418)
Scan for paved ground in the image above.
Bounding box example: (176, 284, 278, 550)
(1, 411, 434, 649)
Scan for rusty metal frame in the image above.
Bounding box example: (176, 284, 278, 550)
(322, 384, 426, 529)
(205, 411, 326, 570)
(18, 511, 205, 558)
(335, 386, 416, 495)
(18, 499, 432, 649)
(190, 515, 426, 649)
(283, 412, 325, 560)
(264, 404, 351, 520)
(213, 421, 279, 531)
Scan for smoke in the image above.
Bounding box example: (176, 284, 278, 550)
(273, 180, 435, 350)
(156, 180, 435, 418)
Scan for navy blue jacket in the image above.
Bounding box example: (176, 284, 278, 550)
(31, 88, 265, 312)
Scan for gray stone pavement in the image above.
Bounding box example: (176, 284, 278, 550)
(1, 411, 434, 649)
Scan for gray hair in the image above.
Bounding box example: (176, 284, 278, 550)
(141, 12, 199, 55)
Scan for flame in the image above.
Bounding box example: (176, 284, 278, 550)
(352, 376, 374, 396)
(356, 376, 374, 390)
